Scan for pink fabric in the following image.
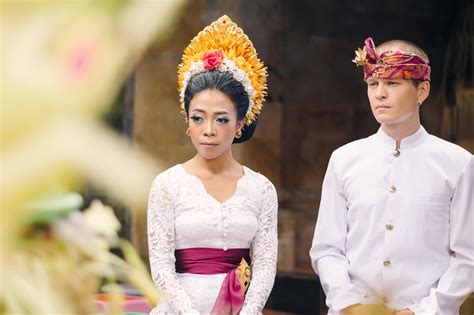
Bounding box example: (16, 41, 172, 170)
(175, 248, 250, 314)
(94, 294, 152, 313)
(210, 269, 244, 315)
(175, 248, 250, 274)
(354, 37, 431, 81)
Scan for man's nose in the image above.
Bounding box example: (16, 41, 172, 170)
(375, 84, 387, 99)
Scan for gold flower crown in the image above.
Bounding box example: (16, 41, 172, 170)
(177, 15, 267, 126)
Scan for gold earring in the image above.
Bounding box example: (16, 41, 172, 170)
(236, 129, 242, 139)
(186, 128, 190, 136)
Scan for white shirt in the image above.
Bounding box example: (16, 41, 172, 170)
(147, 164, 278, 314)
(310, 126, 473, 315)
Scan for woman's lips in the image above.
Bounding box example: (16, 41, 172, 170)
(200, 142, 218, 148)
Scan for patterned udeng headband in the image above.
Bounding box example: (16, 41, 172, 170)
(178, 15, 267, 126)
(352, 37, 431, 81)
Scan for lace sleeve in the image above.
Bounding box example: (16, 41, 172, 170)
(240, 177, 278, 315)
(147, 172, 199, 314)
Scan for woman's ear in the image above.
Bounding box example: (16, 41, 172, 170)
(237, 119, 245, 131)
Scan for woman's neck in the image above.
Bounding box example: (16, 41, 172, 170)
(190, 149, 240, 175)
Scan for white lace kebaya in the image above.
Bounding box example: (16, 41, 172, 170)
(147, 165, 278, 314)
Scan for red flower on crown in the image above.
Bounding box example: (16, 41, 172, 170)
(203, 50, 224, 70)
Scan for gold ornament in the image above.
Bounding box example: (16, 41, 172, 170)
(235, 129, 243, 138)
(178, 15, 267, 126)
(235, 258, 251, 293)
(352, 47, 368, 66)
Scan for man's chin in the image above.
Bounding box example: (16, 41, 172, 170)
(373, 115, 393, 125)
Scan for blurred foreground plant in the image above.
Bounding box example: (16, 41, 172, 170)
(1, 0, 188, 313)
(2, 194, 160, 314)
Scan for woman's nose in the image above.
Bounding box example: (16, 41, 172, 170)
(203, 121, 216, 136)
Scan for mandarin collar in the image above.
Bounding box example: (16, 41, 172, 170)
(375, 125, 429, 149)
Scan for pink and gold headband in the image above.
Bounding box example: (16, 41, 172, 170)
(353, 37, 430, 81)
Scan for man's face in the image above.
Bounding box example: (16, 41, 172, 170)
(366, 77, 425, 127)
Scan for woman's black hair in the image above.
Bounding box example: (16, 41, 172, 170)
(184, 71, 258, 143)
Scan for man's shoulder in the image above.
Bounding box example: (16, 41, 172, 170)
(332, 135, 374, 159)
(425, 134, 472, 162)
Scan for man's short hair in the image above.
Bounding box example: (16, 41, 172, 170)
(377, 39, 430, 63)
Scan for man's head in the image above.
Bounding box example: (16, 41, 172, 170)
(353, 38, 431, 128)
(376, 39, 430, 88)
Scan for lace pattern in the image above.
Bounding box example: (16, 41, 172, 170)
(147, 165, 278, 314)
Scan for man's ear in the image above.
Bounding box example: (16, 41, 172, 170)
(418, 81, 430, 103)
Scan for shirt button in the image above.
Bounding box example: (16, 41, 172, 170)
(223, 246, 228, 251)
(386, 224, 394, 231)
(383, 259, 391, 267)
(382, 296, 389, 304)
(223, 232, 227, 237)
(388, 185, 396, 193)
(393, 149, 400, 157)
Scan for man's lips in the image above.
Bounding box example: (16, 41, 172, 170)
(375, 105, 391, 110)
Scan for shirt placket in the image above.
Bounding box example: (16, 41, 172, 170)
(381, 147, 402, 305)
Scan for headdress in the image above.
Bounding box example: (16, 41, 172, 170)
(352, 37, 431, 81)
(178, 15, 267, 125)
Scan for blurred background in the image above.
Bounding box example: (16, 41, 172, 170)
(2, 0, 473, 314)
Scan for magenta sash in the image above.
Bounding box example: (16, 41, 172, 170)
(175, 248, 250, 315)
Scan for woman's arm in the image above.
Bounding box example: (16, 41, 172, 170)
(147, 173, 199, 314)
(240, 177, 278, 315)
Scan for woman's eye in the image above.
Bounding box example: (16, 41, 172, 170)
(388, 81, 399, 85)
(190, 116, 203, 122)
(368, 82, 377, 88)
(217, 117, 229, 124)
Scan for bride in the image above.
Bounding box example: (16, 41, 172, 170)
(147, 15, 278, 315)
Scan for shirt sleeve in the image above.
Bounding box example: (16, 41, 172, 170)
(240, 177, 278, 315)
(309, 154, 366, 311)
(147, 173, 199, 314)
(409, 156, 474, 314)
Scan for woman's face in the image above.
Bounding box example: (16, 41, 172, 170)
(187, 89, 244, 160)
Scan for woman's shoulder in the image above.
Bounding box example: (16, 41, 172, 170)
(152, 164, 183, 184)
(243, 166, 276, 190)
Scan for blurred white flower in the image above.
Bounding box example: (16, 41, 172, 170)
(84, 200, 121, 242)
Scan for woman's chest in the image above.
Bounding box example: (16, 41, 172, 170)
(173, 184, 260, 247)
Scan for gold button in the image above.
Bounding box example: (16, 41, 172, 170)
(382, 296, 389, 304)
(383, 259, 391, 267)
(388, 185, 396, 193)
(386, 224, 394, 231)
(393, 149, 400, 157)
